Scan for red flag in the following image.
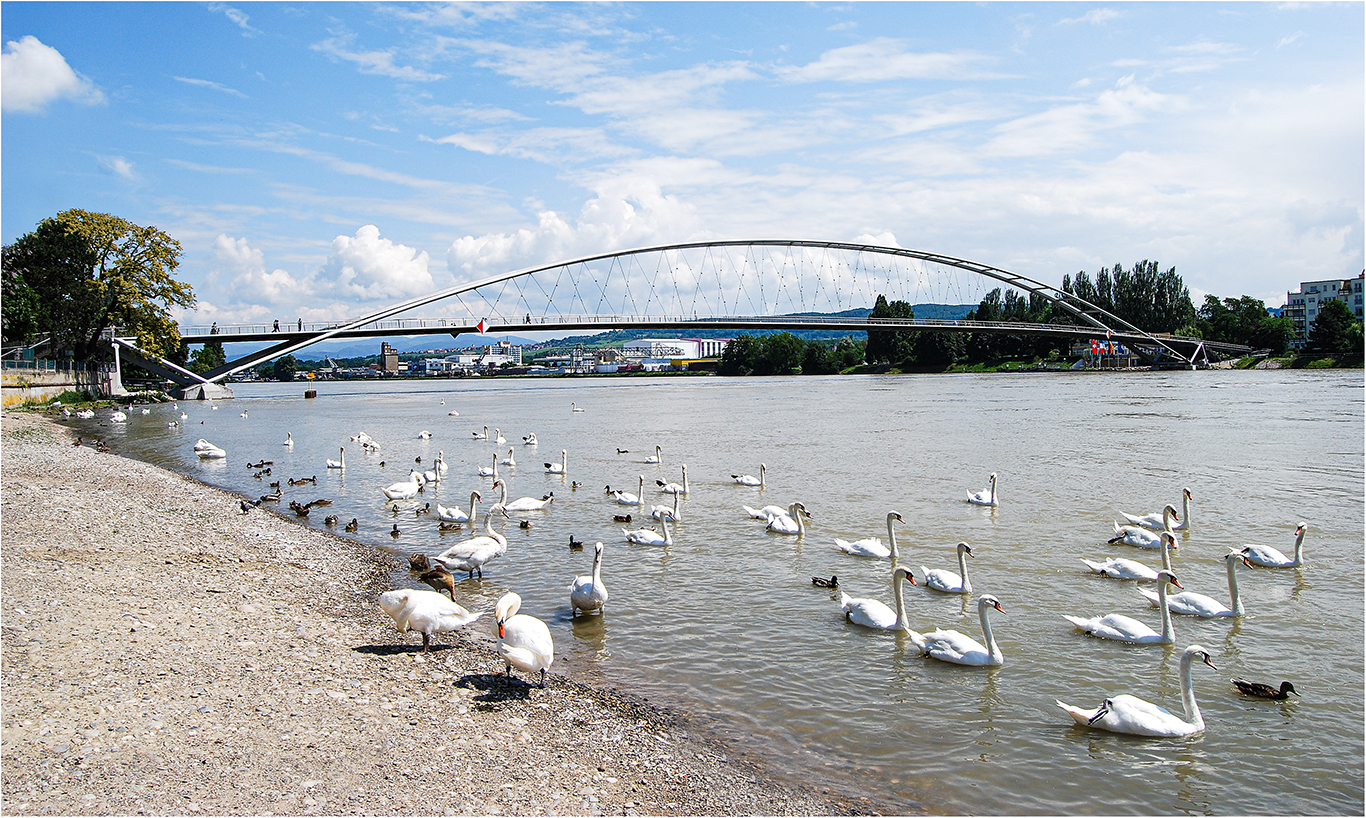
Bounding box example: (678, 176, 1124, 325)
(476, 319, 486, 334)
(1091, 339, 1100, 354)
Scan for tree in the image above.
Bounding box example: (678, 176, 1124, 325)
(1063, 262, 1193, 333)
(759, 332, 806, 375)
(272, 354, 298, 382)
(0, 210, 193, 360)
(188, 340, 226, 374)
(866, 295, 915, 363)
(911, 330, 963, 368)
(717, 334, 761, 375)
(800, 341, 840, 375)
(1307, 299, 1357, 355)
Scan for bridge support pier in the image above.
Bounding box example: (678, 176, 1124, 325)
(177, 383, 235, 401)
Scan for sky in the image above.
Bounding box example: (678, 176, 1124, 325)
(2, 1, 1362, 331)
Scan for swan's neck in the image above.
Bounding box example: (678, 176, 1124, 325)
(682, 468, 689, 494)
(759, 466, 765, 488)
(793, 507, 805, 536)
(1160, 539, 1172, 573)
(1179, 650, 1204, 730)
(1292, 529, 1305, 566)
(989, 475, 997, 505)
(957, 549, 971, 592)
(592, 553, 603, 587)
(1158, 576, 1175, 643)
(978, 600, 1001, 663)
(1180, 493, 1191, 528)
(886, 516, 900, 566)
(1226, 556, 1244, 616)
(893, 571, 909, 632)
(662, 517, 672, 545)
(469, 493, 480, 520)
(672, 492, 681, 521)
(485, 512, 497, 536)
(497, 481, 508, 506)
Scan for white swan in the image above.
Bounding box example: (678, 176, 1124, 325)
(523, 432, 538, 445)
(478, 454, 499, 479)
(840, 566, 927, 648)
(922, 594, 1006, 667)
(472, 425, 488, 440)
(612, 476, 645, 506)
(110, 411, 127, 422)
(650, 490, 681, 522)
(494, 478, 555, 512)
(1056, 644, 1216, 737)
(742, 505, 771, 520)
(382, 470, 423, 501)
(437, 490, 481, 523)
(1240, 522, 1307, 568)
(493, 428, 506, 445)
(434, 504, 510, 578)
(501, 448, 516, 467)
(377, 588, 482, 653)
(836, 511, 904, 559)
(1122, 487, 1192, 531)
(733, 464, 766, 487)
(570, 402, 585, 413)
(966, 472, 998, 506)
(448, 409, 460, 416)
(921, 542, 974, 594)
(326, 447, 345, 470)
(1109, 505, 1177, 548)
(1139, 550, 1252, 617)
(1063, 569, 1181, 644)
(435, 451, 448, 475)
(624, 515, 673, 546)
(283, 432, 294, 448)
(545, 450, 567, 474)
(569, 542, 609, 615)
(417, 430, 432, 440)
(657, 465, 689, 495)
(767, 502, 812, 535)
(1080, 531, 1174, 580)
(496, 592, 554, 687)
(645, 445, 662, 464)
(193, 439, 226, 459)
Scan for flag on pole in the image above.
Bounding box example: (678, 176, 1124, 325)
(1091, 339, 1100, 355)
(476, 319, 486, 334)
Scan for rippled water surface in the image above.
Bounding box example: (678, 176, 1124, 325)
(88, 370, 1363, 815)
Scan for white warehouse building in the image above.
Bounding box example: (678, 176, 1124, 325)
(623, 338, 729, 359)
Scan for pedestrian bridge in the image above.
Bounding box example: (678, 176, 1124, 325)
(116, 240, 1250, 396)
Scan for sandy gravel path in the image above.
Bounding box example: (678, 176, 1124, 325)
(1, 411, 878, 816)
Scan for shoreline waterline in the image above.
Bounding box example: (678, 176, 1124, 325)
(0, 411, 891, 816)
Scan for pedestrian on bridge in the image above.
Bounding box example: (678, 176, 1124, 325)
(273, 320, 280, 332)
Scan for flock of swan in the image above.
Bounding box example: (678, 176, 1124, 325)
(194, 402, 1311, 725)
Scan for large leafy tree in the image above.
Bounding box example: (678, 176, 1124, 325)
(1062, 261, 1193, 333)
(188, 340, 226, 374)
(1, 210, 193, 359)
(272, 354, 298, 382)
(1307, 298, 1358, 355)
(866, 295, 916, 364)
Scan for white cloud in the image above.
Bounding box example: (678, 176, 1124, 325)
(1, 35, 104, 113)
(776, 38, 1006, 83)
(986, 75, 1181, 158)
(174, 76, 248, 98)
(1058, 9, 1121, 26)
(447, 179, 705, 278)
(216, 234, 308, 304)
(425, 126, 630, 164)
(320, 225, 435, 300)
(1277, 31, 1307, 49)
(97, 155, 139, 182)
(312, 34, 444, 82)
(208, 3, 258, 36)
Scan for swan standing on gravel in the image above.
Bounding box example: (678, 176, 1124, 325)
(1139, 550, 1253, 617)
(326, 447, 345, 470)
(377, 588, 482, 653)
(836, 512, 905, 559)
(624, 515, 673, 546)
(1241, 522, 1308, 568)
(767, 502, 812, 535)
(922, 594, 1006, 667)
(1122, 487, 1193, 531)
(496, 592, 554, 687)
(921, 542, 975, 594)
(1056, 645, 1217, 737)
(434, 504, 510, 578)
(437, 491, 481, 524)
(545, 450, 567, 474)
(657, 465, 689, 495)
(966, 472, 998, 507)
(1063, 569, 1181, 644)
(841, 566, 926, 648)
(1109, 505, 1178, 548)
(569, 542, 609, 616)
(733, 464, 766, 487)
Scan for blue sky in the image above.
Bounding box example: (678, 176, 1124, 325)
(3, 1, 1362, 329)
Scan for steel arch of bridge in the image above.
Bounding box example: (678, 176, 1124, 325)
(186, 240, 1212, 384)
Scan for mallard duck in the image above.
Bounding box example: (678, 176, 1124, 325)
(613, 513, 632, 523)
(419, 565, 459, 599)
(344, 518, 358, 533)
(324, 514, 339, 526)
(812, 575, 838, 588)
(409, 553, 432, 571)
(390, 524, 401, 538)
(1232, 679, 1299, 700)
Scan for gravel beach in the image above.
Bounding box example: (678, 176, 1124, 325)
(1, 411, 880, 816)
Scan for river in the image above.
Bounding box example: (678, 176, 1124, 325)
(79, 369, 1364, 815)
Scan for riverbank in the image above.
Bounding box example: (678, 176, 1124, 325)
(0, 411, 877, 816)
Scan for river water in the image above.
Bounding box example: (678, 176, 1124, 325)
(80, 369, 1363, 815)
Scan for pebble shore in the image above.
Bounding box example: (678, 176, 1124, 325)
(1, 411, 883, 816)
